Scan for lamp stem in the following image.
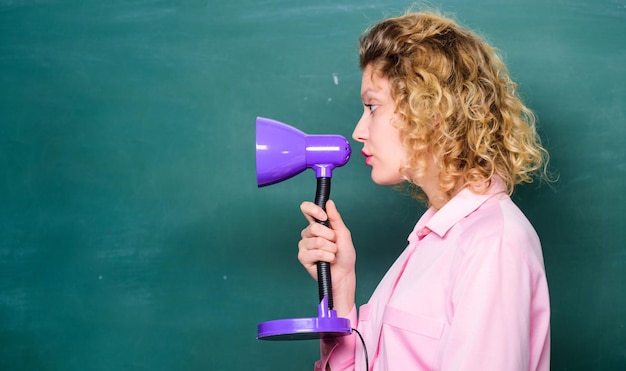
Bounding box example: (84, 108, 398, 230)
(314, 177, 334, 310)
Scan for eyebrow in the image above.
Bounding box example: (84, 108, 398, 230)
(360, 88, 376, 101)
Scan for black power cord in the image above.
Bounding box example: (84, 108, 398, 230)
(351, 327, 369, 370)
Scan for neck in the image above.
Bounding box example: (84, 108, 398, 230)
(425, 177, 466, 211)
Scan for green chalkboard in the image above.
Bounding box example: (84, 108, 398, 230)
(1, 1, 624, 370)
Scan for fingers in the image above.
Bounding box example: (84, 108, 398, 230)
(298, 199, 351, 272)
(297, 228, 338, 280)
(297, 238, 337, 265)
(298, 200, 339, 268)
(300, 201, 327, 224)
(299, 227, 338, 253)
(300, 199, 347, 228)
(297, 199, 355, 289)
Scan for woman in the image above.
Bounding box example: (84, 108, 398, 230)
(298, 11, 551, 371)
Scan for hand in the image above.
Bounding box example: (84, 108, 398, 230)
(298, 199, 356, 316)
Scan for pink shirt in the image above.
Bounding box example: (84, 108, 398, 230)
(316, 177, 550, 370)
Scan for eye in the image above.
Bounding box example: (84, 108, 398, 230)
(364, 104, 379, 113)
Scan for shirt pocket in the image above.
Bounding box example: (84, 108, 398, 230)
(382, 305, 444, 339)
(378, 305, 445, 369)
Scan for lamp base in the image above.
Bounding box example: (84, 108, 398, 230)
(257, 296, 352, 340)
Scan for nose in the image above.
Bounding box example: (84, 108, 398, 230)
(352, 111, 367, 143)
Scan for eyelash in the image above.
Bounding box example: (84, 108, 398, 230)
(364, 104, 378, 113)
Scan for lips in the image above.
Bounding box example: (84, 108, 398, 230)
(361, 150, 372, 165)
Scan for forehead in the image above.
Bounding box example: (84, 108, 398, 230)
(360, 65, 390, 98)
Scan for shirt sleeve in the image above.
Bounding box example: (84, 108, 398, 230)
(439, 235, 542, 370)
(314, 305, 358, 371)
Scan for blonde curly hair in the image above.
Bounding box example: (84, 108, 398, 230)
(359, 11, 549, 198)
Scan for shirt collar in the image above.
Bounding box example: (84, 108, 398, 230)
(409, 176, 507, 242)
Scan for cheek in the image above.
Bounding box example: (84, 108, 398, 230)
(388, 129, 406, 161)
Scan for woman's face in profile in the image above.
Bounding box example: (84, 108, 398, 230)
(352, 65, 407, 186)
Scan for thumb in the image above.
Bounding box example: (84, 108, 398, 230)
(325, 199, 348, 231)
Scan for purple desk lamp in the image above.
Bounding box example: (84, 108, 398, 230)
(256, 117, 353, 340)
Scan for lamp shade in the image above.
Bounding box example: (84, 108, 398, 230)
(256, 117, 351, 187)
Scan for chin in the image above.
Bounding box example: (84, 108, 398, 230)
(370, 172, 403, 186)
